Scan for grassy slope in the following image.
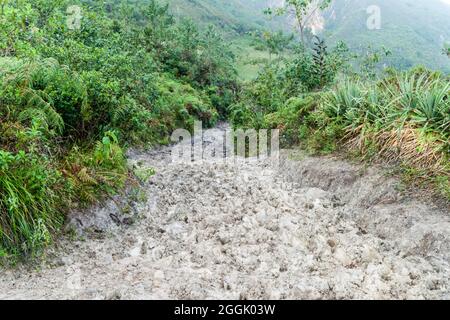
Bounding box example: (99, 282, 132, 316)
(232, 37, 270, 81)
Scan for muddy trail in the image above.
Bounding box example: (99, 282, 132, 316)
(1, 123, 449, 300)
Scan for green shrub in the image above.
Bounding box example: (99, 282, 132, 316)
(229, 102, 258, 129)
(284, 40, 350, 93)
(62, 131, 127, 205)
(154, 75, 218, 131)
(264, 95, 317, 145)
(30, 61, 90, 137)
(0, 0, 236, 258)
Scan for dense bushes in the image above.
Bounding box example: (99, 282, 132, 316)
(229, 38, 348, 129)
(283, 39, 350, 94)
(231, 38, 449, 199)
(0, 0, 237, 257)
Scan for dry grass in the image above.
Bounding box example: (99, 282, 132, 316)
(345, 124, 449, 176)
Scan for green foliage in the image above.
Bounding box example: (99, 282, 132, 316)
(268, 0, 331, 44)
(0, 150, 64, 256)
(284, 40, 350, 93)
(94, 131, 124, 169)
(381, 71, 450, 137)
(154, 75, 218, 131)
(257, 31, 294, 59)
(0, 0, 236, 257)
(229, 102, 260, 129)
(132, 2, 236, 90)
(62, 132, 128, 205)
(358, 46, 392, 80)
(29, 61, 90, 136)
(322, 80, 366, 121)
(264, 95, 318, 145)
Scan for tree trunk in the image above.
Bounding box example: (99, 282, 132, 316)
(299, 25, 305, 45)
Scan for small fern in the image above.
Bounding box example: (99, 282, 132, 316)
(2, 60, 65, 137)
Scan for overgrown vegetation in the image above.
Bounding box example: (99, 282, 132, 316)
(1, 0, 449, 259)
(0, 0, 236, 257)
(231, 34, 450, 201)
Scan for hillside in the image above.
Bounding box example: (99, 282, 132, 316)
(322, 0, 450, 73)
(163, 0, 283, 35)
(167, 0, 450, 73)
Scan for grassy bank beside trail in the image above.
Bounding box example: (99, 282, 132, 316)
(0, 0, 237, 258)
(230, 42, 450, 201)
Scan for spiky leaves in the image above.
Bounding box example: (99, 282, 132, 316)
(312, 36, 328, 88)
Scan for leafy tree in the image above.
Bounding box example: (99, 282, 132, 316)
(266, 0, 331, 44)
(260, 31, 294, 61)
(359, 45, 392, 79)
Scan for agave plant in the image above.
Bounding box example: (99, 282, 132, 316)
(386, 73, 429, 117)
(412, 80, 450, 132)
(322, 80, 365, 122)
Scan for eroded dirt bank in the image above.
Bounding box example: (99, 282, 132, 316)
(1, 124, 449, 299)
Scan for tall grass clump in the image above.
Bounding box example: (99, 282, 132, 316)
(0, 151, 64, 256)
(316, 70, 449, 174)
